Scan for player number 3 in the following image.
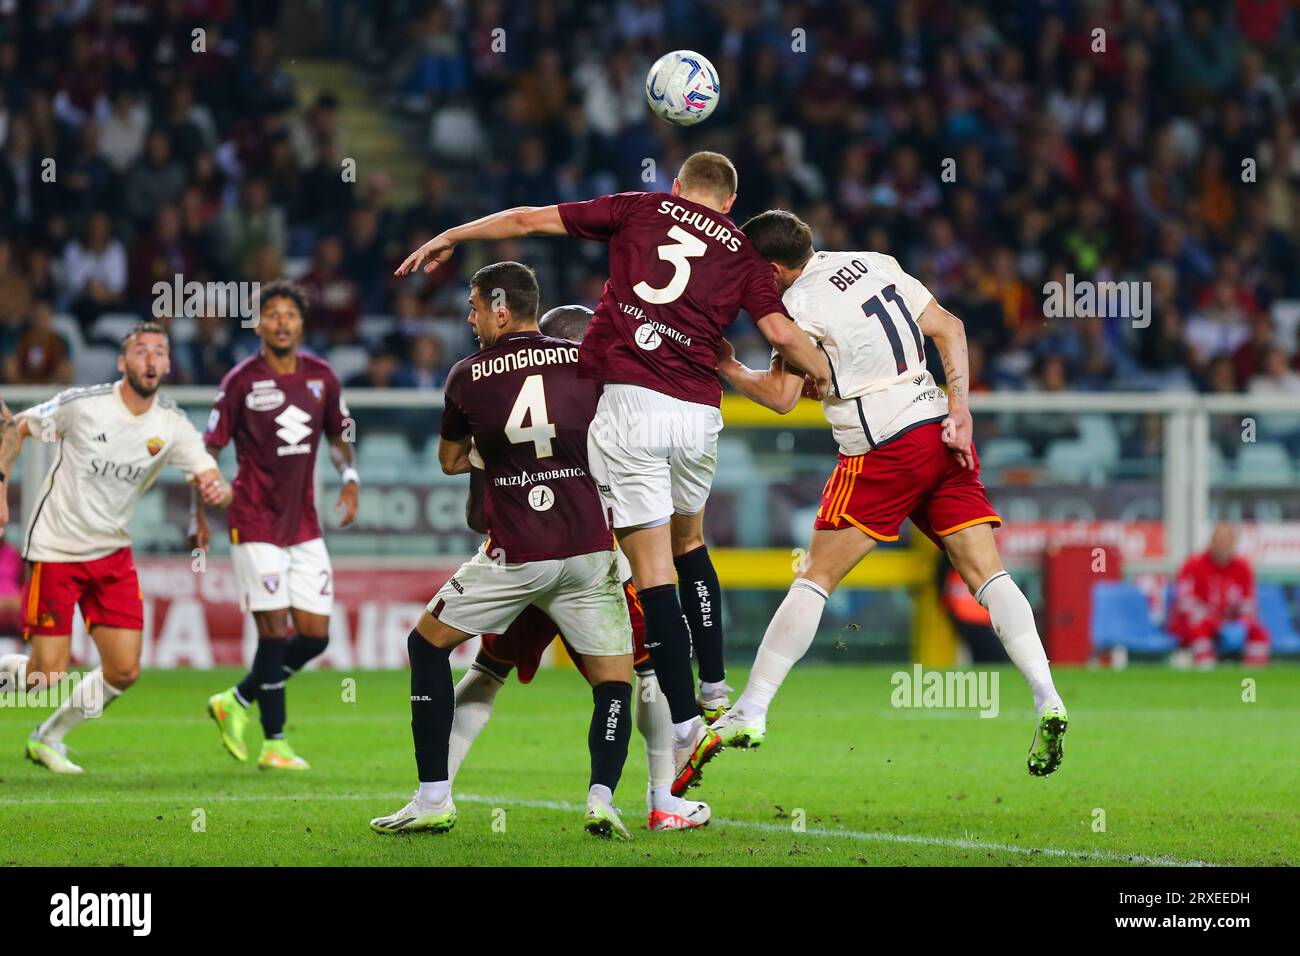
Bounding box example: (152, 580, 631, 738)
(633, 225, 707, 305)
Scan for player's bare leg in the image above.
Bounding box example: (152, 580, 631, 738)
(714, 526, 877, 751)
(942, 524, 1068, 776)
(28, 627, 137, 773)
(577, 652, 635, 840)
(618, 522, 721, 796)
(670, 511, 730, 722)
(370, 611, 471, 834)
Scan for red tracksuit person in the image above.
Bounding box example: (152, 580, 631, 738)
(1168, 523, 1269, 667)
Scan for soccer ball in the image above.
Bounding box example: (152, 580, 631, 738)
(645, 50, 720, 127)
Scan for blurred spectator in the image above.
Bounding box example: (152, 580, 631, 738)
(346, 351, 402, 389)
(177, 312, 238, 386)
(300, 235, 361, 348)
(216, 177, 287, 279)
(403, 334, 448, 389)
(60, 210, 127, 331)
(124, 129, 187, 227)
(4, 300, 73, 385)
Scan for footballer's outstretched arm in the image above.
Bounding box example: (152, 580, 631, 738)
(716, 339, 806, 414)
(755, 313, 831, 399)
(918, 298, 974, 470)
(396, 206, 567, 276)
(439, 435, 474, 476)
(327, 434, 360, 527)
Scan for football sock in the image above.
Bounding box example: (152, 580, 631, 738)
(637, 583, 700, 724)
(635, 668, 675, 807)
(448, 663, 504, 782)
(283, 635, 329, 676)
(37, 669, 123, 744)
(975, 571, 1062, 712)
(408, 629, 453, 786)
(674, 545, 725, 684)
(0, 653, 27, 692)
(735, 578, 828, 717)
(588, 680, 632, 793)
(242, 638, 288, 738)
(418, 781, 451, 805)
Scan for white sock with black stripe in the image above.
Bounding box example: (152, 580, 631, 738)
(975, 571, 1061, 713)
(734, 578, 830, 718)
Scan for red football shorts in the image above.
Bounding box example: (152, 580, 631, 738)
(814, 423, 1001, 548)
(22, 548, 145, 638)
(479, 579, 649, 683)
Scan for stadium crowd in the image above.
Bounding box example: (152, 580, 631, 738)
(1, 0, 1299, 402)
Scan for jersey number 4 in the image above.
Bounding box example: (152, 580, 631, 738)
(633, 226, 707, 305)
(505, 374, 557, 458)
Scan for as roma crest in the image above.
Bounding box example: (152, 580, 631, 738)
(146, 437, 164, 457)
(306, 379, 325, 403)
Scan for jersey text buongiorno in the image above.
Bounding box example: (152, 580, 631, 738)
(783, 251, 945, 456)
(559, 191, 789, 407)
(440, 331, 612, 563)
(205, 352, 347, 547)
(20, 382, 217, 562)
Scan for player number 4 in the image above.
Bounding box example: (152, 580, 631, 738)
(506, 374, 557, 458)
(633, 225, 707, 305)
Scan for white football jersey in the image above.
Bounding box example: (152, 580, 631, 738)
(782, 251, 947, 456)
(19, 382, 218, 563)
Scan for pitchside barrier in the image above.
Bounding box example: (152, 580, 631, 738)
(2, 386, 1297, 669)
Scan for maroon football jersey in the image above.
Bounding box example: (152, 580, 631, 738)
(205, 352, 347, 546)
(559, 191, 790, 406)
(440, 331, 612, 563)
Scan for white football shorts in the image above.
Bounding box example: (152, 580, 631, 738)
(231, 538, 334, 616)
(428, 547, 632, 659)
(587, 383, 723, 529)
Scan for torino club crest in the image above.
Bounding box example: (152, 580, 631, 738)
(262, 574, 281, 594)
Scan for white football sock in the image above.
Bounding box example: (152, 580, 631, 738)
(635, 670, 675, 809)
(447, 664, 504, 783)
(417, 781, 450, 805)
(672, 716, 702, 749)
(37, 669, 123, 744)
(975, 571, 1062, 713)
(0, 653, 27, 692)
(587, 783, 613, 806)
(734, 578, 828, 718)
(699, 679, 729, 700)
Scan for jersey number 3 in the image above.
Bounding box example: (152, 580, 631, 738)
(633, 225, 707, 305)
(505, 374, 557, 458)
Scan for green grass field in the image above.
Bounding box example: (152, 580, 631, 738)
(1, 664, 1297, 866)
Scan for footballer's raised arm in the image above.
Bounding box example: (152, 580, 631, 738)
(396, 206, 566, 276)
(917, 298, 974, 470)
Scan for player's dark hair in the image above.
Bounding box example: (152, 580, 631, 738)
(740, 210, 815, 270)
(677, 150, 738, 200)
(471, 261, 539, 323)
(120, 321, 170, 354)
(258, 278, 309, 318)
(538, 304, 593, 342)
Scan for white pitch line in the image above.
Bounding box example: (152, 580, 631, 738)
(0, 789, 1216, 867)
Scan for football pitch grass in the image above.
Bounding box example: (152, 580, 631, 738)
(1, 665, 1296, 867)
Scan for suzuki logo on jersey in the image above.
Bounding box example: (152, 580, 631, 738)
(275, 405, 314, 456)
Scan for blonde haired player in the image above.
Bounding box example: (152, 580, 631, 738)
(0, 323, 231, 773)
(709, 210, 1068, 777)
